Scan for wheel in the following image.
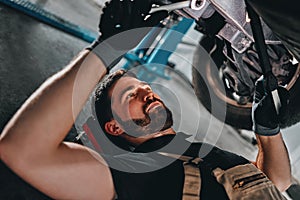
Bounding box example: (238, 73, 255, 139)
(192, 36, 300, 130)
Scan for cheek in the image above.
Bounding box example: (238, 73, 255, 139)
(112, 101, 145, 121)
(127, 101, 146, 119)
(112, 101, 129, 120)
(153, 93, 161, 99)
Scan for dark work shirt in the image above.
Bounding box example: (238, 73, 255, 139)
(0, 160, 52, 200)
(0, 132, 249, 200)
(106, 132, 249, 200)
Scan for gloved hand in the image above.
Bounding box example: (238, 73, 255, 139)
(252, 76, 289, 136)
(87, 0, 168, 71)
(99, 0, 168, 44)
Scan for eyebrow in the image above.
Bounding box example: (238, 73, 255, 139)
(120, 85, 135, 100)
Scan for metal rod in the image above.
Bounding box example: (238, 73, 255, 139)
(246, 0, 281, 114)
(150, 1, 190, 13)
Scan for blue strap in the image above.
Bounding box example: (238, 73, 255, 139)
(0, 0, 97, 43)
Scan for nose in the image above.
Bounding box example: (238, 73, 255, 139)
(144, 92, 154, 102)
(136, 85, 153, 102)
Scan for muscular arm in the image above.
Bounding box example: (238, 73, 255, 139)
(254, 132, 292, 192)
(0, 50, 115, 199)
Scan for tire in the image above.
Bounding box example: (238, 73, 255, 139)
(192, 37, 300, 130)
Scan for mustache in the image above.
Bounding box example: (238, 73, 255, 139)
(132, 98, 166, 128)
(142, 97, 164, 115)
(115, 97, 173, 136)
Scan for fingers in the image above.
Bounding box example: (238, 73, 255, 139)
(254, 79, 266, 103)
(99, 0, 167, 41)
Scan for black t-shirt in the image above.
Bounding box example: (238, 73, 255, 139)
(0, 133, 249, 200)
(105, 132, 249, 200)
(0, 160, 52, 200)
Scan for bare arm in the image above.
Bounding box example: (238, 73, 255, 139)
(254, 132, 292, 192)
(0, 50, 115, 200)
(251, 75, 292, 192)
(0, 0, 167, 198)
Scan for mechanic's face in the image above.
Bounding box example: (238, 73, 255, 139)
(108, 76, 173, 137)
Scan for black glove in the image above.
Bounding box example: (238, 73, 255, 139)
(252, 76, 289, 136)
(87, 0, 168, 71)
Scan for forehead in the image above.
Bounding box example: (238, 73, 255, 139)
(108, 76, 142, 98)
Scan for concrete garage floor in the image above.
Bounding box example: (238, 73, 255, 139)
(0, 0, 299, 198)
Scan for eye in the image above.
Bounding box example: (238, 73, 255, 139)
(146, 86, 152, 91)
(126, 92, 136, 100)
(143, 84, 152, 92)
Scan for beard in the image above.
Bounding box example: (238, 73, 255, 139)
(115, 98, 173, 137)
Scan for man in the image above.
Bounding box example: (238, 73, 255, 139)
(0, 0, 292, 199)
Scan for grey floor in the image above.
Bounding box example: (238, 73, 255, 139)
(0, 0, 299, 197)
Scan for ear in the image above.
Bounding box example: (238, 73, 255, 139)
(104, 120, 124, 136)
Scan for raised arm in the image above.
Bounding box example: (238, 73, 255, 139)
(255, 133, 291, 192)
(0, 49, 115, 199)
(252, 76, 292, 191)
(0, 0, 167, 199)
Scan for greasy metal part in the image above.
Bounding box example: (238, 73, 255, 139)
(182, 0, 215, 20)
(209, 0, 281, 54)
(190, 0, 206, 10)
(221, 43, 295, 105)
(150, 1, 190, 13)
(218, 23, 252, 53)
(151, 0, 282, 55)
(220, 56, 254, 104)
(232, 50, 254, 90)
(243, 50, 263, 76)
(151, 0, 296, 108)
(151, 0, 215, 21)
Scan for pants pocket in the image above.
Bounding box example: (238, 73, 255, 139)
(213, 163, 287, 200)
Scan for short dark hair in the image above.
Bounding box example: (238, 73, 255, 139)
(94, 69, 126, 129)
(93, 69, 136, 152)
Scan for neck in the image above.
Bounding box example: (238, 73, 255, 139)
(151, 128, 176, 138)
(121, 128, 176, 146)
